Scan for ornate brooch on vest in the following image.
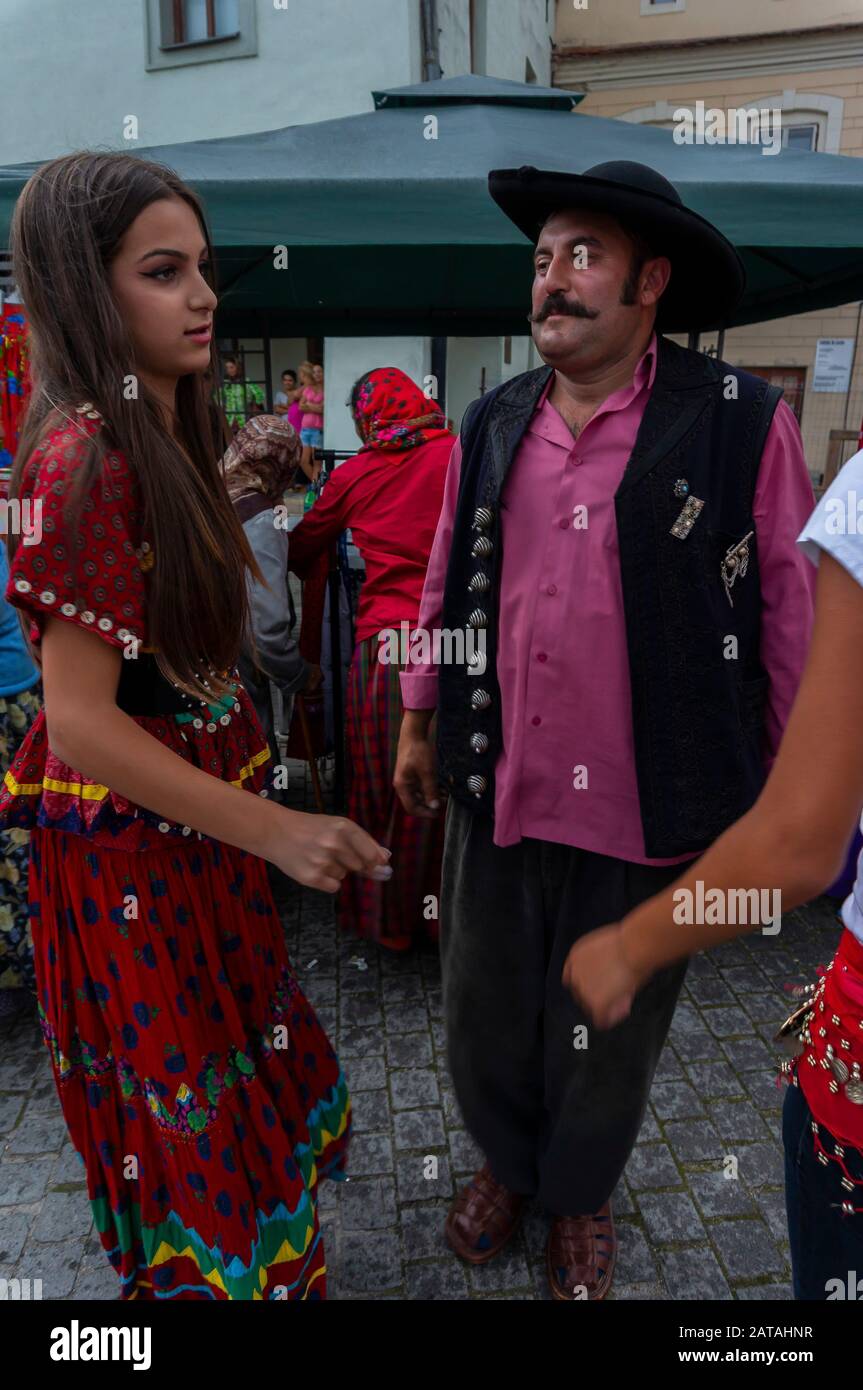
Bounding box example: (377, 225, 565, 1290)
(669, 494, 705, 540)
(721, 531, 754, 607)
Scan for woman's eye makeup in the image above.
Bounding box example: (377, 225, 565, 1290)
(144, 260, 211, 282)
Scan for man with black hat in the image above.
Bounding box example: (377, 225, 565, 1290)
(394, 161, 816, 1299)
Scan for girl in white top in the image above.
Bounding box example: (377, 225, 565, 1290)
(564, 450, 863, 1299)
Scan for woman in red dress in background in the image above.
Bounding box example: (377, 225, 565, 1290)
(1, 151, 389, 1300)
(289, 368, 453, 951)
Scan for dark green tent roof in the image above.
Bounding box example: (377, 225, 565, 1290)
(2, 75, 862, 336)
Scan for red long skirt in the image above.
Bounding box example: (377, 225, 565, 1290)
(337, 636, 444, 951)
(29, 828, 350, 1300)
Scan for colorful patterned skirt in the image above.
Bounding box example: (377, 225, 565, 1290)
(338, 635, 444, 951)
(0, 684, 41, 999)
(30, 827, 350, 1300)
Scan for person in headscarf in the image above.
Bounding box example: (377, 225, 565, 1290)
(220, 415, 321, 768)
(289, 367, 454, 951)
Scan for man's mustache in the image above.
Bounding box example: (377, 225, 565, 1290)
(528, 296, 601, 324)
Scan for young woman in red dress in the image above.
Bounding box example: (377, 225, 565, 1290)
(0, 151, 390, 1300)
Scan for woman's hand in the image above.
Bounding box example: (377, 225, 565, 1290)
(268, 807, 392, 894)
(561, 923, 646, 1030)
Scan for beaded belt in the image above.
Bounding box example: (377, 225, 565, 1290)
(777, 930, 863, 1214)
(115, 651, 237, 722)
(115, 651, 191, 717)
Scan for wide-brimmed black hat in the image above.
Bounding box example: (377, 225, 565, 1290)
(488, 160, 745, 333)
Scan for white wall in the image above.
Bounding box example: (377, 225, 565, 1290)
(484, 0, 553, 82)
(0, 0, 417, 164)
(0, 0, 553, 165)
(446, 334, 544, 429)
(323, 336, 432, 453)
(447, 337, 503, 429)
(437, 0, 552, 83)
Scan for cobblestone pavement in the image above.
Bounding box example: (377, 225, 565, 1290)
(0, 781, 844, 1300)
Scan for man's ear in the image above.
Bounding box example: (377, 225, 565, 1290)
(642, 256, 672, 309)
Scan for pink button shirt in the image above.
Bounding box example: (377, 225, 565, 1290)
(400, 334, 816, 864)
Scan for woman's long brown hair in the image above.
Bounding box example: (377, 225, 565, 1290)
(8, 150, 261, 702)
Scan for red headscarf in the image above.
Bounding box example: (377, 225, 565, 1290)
(352, 367, 450, 462)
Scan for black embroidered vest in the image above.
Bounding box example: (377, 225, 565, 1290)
(436, 334, 783, 858)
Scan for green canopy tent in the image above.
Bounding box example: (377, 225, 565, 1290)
(3, 74, 862, 808)
(2, 74, 863, 338)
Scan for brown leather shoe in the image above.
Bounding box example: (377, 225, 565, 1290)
(445, 1162, 526, 1264)
(546, 1203, 616, 1300)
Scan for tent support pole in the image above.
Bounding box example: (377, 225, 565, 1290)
(328, 539, 345, 813)
(688, 330, 701, 352)
(716, 328, 726, 359)
(431, 335, 448, 415)
(262, 321, 273, 410)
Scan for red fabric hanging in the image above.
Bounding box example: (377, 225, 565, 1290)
(0, 307, 31, 469)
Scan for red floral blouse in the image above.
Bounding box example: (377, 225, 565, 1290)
(0, 407, 273, 852)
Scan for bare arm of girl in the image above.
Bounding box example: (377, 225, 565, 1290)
(41, 616, 390, 894)
(563, 551, 863, 1027)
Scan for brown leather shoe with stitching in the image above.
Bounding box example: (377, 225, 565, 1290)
(444, 1162, 526, 1264)
(546, 1202, 617, 1300)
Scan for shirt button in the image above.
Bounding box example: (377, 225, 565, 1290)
(558, 518, 569, 530)
(531, 715, 541, 727)
(546, 584, 557, 596)
(569, 455, 581, 467)
(537, 652, 548, 663)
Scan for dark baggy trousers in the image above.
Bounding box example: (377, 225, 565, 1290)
(783, 1081, 863, 1300)
(439, 799, 689, 1216)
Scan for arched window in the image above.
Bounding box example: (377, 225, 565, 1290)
(617, 92, 843, 155)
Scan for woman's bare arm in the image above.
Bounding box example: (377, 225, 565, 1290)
(563, 552, 863, 1022)
(41, 617, 389, 893)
